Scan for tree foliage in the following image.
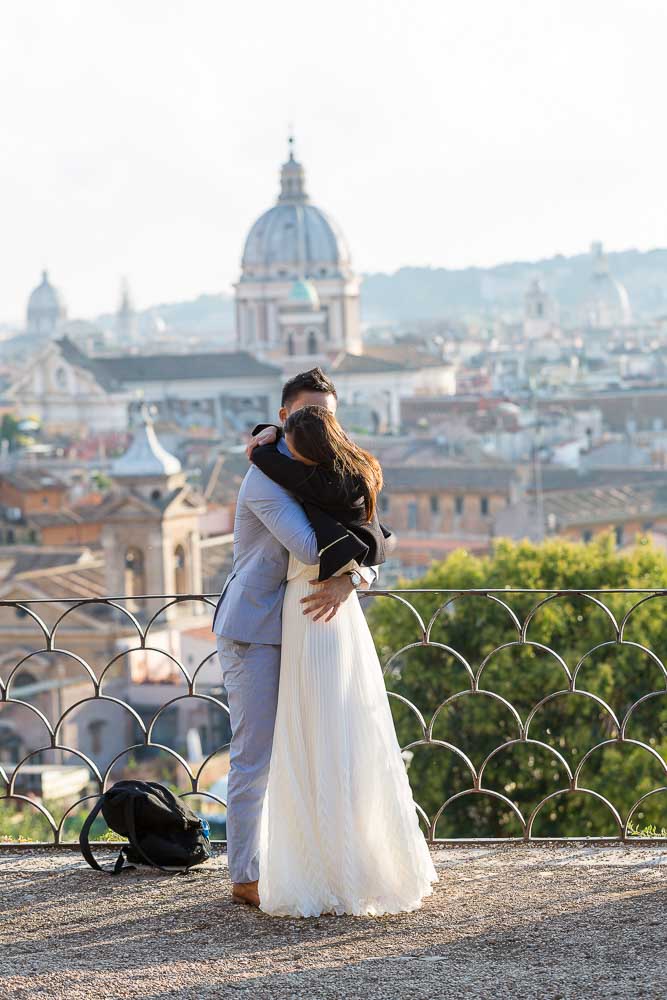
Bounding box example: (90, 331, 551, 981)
(368, 534, 667, 839)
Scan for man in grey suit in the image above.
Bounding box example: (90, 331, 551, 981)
(213, 368, 375, 907)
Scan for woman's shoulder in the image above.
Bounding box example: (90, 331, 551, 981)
(320, 468, 365, 503)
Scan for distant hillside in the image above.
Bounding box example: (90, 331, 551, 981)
(360, 248, 667, 324)
(94, 293, 236, 339)
(101, 248, 667, 337)
(141, 293, 235, 333)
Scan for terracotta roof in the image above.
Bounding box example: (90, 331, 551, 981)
(0, 469, 68, 492)
(26, 503, 105, 528)
(0, 546, 99, 577)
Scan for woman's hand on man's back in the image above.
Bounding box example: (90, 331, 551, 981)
(246, 425, 278, 460)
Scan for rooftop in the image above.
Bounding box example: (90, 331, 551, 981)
(97, 349, 281, 381)
(382, 464, 517, 492)
(332, 352, 408, 374)
(498, 483, 667, 538)
(527, 466, 667, 493)
(0, 469, 68, 492)
(56, 338, 281, 384)
(1, 844, 664, 999)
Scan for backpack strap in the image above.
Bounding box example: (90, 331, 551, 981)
(123, 796, 188, 876)
(79, 794, 135, 876)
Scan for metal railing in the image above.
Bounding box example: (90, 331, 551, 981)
(1, 587, 667, 846)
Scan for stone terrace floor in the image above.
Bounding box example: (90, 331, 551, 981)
(1, 845, 666, 1000)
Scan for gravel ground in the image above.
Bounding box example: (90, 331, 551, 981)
(0, 844, 666, 1000)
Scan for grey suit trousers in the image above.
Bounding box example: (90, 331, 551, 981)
(216, 635, 281, 884)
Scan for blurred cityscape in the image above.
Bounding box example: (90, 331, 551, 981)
(2, 140, 667, 836)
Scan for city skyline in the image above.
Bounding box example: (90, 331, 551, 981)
(1, 0, 665, 321)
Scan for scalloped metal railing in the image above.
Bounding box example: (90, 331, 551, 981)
(1, 588, 666, 847)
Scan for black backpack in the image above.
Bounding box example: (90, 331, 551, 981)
(79, 779, 212, 875)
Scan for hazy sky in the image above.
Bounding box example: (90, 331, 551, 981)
(0, 0, 664, 321)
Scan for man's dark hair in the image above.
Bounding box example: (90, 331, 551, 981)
(281, 367, 337, 408)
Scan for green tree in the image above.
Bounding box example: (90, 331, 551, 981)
(91, 471, 113, 492)
(368, 534, 667, 839)
(0, 414, 21, 451)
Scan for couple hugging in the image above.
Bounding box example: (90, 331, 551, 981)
(213, 367, 437, 918)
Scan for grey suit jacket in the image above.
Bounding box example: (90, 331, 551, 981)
(212, 453, 319, 644)
(213, 437, 378, 644)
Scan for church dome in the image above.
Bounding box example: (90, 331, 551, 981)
(111, 405, 182, 480)
(241, 145, 350, 277)
(26, 270, 66, 335)
(583, 242, 631, 327)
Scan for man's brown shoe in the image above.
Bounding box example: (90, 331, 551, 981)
(232, 880, 260, 908)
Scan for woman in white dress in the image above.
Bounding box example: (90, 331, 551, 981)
(251, 407, 438, 917)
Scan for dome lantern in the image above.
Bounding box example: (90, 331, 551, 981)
(279, 135, 308, 203)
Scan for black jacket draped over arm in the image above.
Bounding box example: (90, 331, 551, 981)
(249, 425, 393, 581)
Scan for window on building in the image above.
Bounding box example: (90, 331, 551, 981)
(430, 495, 440, 514)
(13, 670, 37, 695)
(124, 547, 146, 598)
(480, 496, 489, 516)
(174, 544, 187, 593)
(307, 331, 318, 355)
(0, 723, 21, 764)
(582, 529, 593, 543)
(407, 502, 418, 531)
(615, 525, 624, 547)
(87, 720, 107, 757)
(455, 496, 464, 516)
(287, 334, 295, 356)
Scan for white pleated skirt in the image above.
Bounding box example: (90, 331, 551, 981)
(257, 555, 438, 917)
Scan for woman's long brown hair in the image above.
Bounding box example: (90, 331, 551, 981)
(284, 405, 383, 521)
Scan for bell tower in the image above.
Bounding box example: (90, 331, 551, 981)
(101, 405, 205, 617)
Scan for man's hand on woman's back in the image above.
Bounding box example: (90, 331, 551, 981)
(301, 574, 359, 623)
